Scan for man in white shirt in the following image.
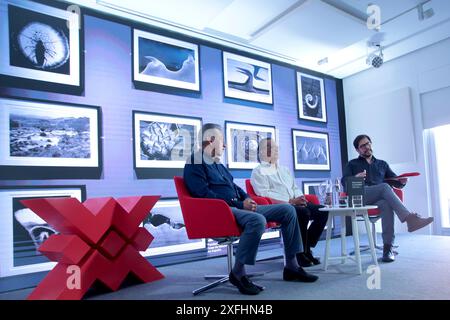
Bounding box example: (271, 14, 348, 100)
(251, 138, 328, 267)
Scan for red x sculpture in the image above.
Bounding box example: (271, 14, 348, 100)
(21, 195, 164, 300)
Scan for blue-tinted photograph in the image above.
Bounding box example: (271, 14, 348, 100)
(10, 112, 91, 159)
(227, 59, 270, 96)
(138, 37, 196, 84)
(13, 195, 57, 267)
(8, 4, 70, 75)
(298, 73, 327, 122)
(230, 128, 272, 163)
(142, 200, 205, 256)
(139, 121, 196, 161)
(296, 135, 328, 165)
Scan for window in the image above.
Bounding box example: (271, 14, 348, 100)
(431, 124, 450, 228)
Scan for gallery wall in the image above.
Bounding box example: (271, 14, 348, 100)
(0, 0, 346, 287)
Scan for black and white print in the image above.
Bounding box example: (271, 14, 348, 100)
(141, 199, 205, 257)
(0, 97, 100, 168)
(133, 29, 200, 91)
(292, 129, 330, 171)
(225, 121, 276, 169)
(223, 52, 272, 104)
(0, 186, 84, 277)
(297, 72, 327, 122)
(0, 0, 81, 86)
(134, 111, 201, 168)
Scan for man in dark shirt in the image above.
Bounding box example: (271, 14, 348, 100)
(184, 123, 318, 295)
(343, 134, 434, 262)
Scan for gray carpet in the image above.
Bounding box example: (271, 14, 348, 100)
(1, 233, 450, 300)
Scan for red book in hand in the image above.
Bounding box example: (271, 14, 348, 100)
(384, 172, 420, 189)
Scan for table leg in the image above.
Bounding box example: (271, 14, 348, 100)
(323, 213, 333, 271)
(351, 212, 362, 274)
(363, 211, 378, 265)
(340, 215, 346, 264)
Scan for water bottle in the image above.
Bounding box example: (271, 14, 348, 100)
(333, 178, 342, 207)
(324, 179, 333, 206)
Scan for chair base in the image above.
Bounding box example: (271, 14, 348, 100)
(194, 272, 265, 295)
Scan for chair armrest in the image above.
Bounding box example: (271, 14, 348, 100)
(305, 194, 320, 205)
(180, 197, 241, 239)
(249, 195, 270, 205)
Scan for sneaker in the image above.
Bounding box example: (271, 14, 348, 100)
(406, 213, 434, 232)
(283, 267, 318, 282)
(382, 244, 395, 263)
(305, 250, 321, 265)
(229, 272, 261, 295)
(296, 252, 313, 267)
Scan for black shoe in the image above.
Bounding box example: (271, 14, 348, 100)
(296, 253, 313, 267)
(283, 267, 319, 282)
(305, 250, 321, 265)
(382, 244, 395, 263)
(229, 272, 261, 295)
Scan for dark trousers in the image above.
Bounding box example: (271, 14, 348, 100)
(294, 203, 328, 252)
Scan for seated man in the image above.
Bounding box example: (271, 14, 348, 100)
(343, 134, 434, 263)
(184, 123, 318, 295)
(251, 138, 328, 267)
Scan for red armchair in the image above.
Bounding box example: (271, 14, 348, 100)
(174, 176, 266, 295)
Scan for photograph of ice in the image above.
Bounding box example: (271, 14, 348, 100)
(230, 128, 272, 163)
(226, 58, 270, 96)
(9, 110, 91, 159)
(299, 73, 326, 122)
(8, 4, 70, 75)
(142, 200, 204, 256)
(139, 121, 196, 161)
(138, 37, 196, 84)
(13, 196, 57, 267)
(296, 136, 328, 165)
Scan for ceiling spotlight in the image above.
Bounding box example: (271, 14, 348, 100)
(366, 44, 384, 68)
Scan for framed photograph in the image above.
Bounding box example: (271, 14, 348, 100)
(223, 52, 273, 104)
(0, 0, 81, 87)
(0, 185, 86, 277)
(302, 180, 333, 229)
(0, 97, 100, 168)
(133, 28, 200, 91)
(297, 72, 327, 122)
(141, 198, 206, 257)
(133, 111, 201, 169)
(225, 121, 276, 169)
(292, 129, 330, 171)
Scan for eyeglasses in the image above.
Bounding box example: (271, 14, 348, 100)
(358, 141, 371, 149)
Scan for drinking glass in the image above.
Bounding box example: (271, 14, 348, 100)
(352, 195, 363, 207)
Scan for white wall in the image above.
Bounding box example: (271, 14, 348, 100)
(343, 37, 450, 235)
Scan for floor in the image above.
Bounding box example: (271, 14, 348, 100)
(1, 233, 450, 300)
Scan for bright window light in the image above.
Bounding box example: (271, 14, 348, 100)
(432, 124, 450, 228)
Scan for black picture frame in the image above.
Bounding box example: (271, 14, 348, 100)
(296, 72, 327, 123)
(132, 28, 201, 92)
(292, 129, 330, 171)
(224, 120, 276, 169)
(222, 51, 273, 105)
(0, 185, 86, 277)
(0, 0, 84, 95)
(0, 95, 103, 179)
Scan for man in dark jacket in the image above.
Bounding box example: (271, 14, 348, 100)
(343, 134, 433, 262)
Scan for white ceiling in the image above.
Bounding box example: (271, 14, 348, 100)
(68, 0, 450, 79)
